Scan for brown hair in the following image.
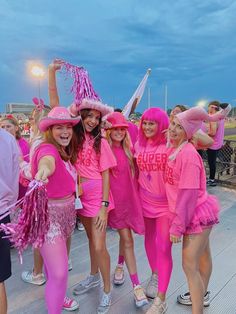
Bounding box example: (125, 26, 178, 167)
(174, 104, 188, 112)
(208, 100, 220, 111)
(73, 109, 102, 154)
(44, 127, 78, 165)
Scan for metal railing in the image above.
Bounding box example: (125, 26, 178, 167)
(202, 140, 236, 186)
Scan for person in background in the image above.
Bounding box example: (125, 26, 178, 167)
(206, 101, 225, 186)
(0, 115, 30, 198)
(0, 128, 20, 314)
(169, 104, 188, 122)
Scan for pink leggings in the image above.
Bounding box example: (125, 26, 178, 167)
(40, 236, 68, 314)
(144, 216, 173, 294)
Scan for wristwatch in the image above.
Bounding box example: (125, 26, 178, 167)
(101, 201, 110, 207)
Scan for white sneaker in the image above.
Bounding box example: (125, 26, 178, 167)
(73, 273, 101, 295)
(146, 297, 167, 314)
(177, 290, 210, 307)
(146, 273, 158, 299)
(113, 264, 125, 285)
(133, 285, 148, 307)
(97, 291, 111, 314)
(21, 270, 46, 286)
(77, 222, 85, 231)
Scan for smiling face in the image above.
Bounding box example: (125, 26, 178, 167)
(83, 109, 101, 133)
(142, 120, 158, 139)
(110, 127, 127, 145)
(51, 124, 73, 147)
(168, 117, 187, 147)
(0, 119, 18, 137)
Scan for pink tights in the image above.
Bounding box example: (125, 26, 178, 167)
(144, 216, 173, 293)
(40, 236, 68, 314)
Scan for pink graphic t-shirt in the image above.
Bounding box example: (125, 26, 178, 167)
(31, 143, 76, 199)
(164, 143, 207, 214)
(134, 142, 168, 195)
(75, 137, 117, 179)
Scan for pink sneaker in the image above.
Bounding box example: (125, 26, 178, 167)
(63, 296, 79, 311)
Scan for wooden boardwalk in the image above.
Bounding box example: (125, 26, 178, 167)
(6, 186, 236, 314)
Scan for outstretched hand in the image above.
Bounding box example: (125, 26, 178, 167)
(35, 166, 51, 184)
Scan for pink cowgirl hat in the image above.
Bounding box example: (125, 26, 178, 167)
(39, 107, 80, 132)
(75, 98, 114, 117)
(176, 103, 231, 139)
(106, 112, 129, 129)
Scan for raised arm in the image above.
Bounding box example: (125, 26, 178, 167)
(48, 59, 63, 108)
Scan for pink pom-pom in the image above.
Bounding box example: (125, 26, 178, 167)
(0, 180, 50, 259)
(59, 59, 100, 109)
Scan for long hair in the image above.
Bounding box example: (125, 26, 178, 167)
(44, 126, 78, 165)
(1, 116, 21, 139)
(73, 109, 102, 154)
(106, 129, 135, 177)
(138, 107, 169, 147)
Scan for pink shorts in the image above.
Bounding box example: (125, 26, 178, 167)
(79, 179, 114, 217)
(46, 196, 76, 243)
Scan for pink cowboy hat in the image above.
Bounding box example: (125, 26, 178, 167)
(106, 112, 129, 129)
(75, 98, 114, 117)
(39, 107, 80, 132)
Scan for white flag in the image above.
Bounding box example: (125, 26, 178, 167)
(122, 68, 151, 118)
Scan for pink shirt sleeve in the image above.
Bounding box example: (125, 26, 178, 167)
(178, 153, 201, 189)
(170, 189, 198, 237)
(99, 139, 117, 172)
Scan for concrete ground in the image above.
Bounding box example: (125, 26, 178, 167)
(6, 186, 236, 314)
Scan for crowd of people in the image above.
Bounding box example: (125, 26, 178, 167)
(0, 60, 232, 314)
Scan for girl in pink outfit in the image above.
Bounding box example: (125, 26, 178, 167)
(48, 60, 117, 313)
(134, 108, 172, 314)
(0, 115, 30, 199)
(31, 107, 80, 313)
(165, 106, 223, 314)
(105, 112, 148, 308)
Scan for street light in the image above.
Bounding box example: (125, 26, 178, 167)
(31, 65, 45, 99)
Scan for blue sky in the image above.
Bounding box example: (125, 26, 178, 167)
(1, 0, 236, 113)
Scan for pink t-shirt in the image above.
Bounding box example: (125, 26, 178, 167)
(135, 142, 168, 195)
(18, 137, 30, 162)
(210, 119, 225, 150)
(31, 143, 76, 199)
(75, 137, 117, 179)
(164, 143, 207, 214)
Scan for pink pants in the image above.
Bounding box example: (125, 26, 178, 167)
(144, 215, 173, 294)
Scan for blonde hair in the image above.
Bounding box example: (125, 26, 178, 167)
(30, 107, 51, 144)
(0, 116, 21, 139)
(106, 129, 135, 177)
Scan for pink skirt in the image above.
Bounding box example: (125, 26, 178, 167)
(184, 195, 220, 235)
(79, 179, 114, 217)
(45, 196, 76, 243)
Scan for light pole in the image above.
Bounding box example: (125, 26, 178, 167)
(31, 65, 45, 99)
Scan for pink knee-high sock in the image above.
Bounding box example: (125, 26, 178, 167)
(118, 255, 125, 265)
(40, 236, 68, 314)
(144, 217, 158, 273)
(155, 216, 173, 293)
(130, 273, 140, 287)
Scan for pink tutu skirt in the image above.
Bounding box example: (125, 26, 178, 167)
(45, 196, 76, 243)
(184, 195, 220, 235)
(79, 179, 114, 217)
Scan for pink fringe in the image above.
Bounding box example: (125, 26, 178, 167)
(0, 180, 49, 259)
(60, 59, 100, 107)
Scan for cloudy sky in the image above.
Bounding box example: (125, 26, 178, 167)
(1, 0, 236, 113)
